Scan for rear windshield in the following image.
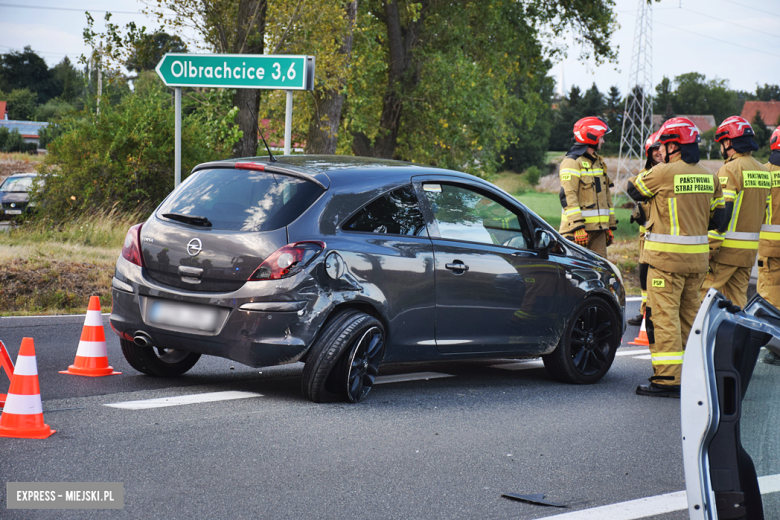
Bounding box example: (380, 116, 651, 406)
(156, 168, 323, 232)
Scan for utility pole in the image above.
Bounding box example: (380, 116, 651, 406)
(615, 0, 653, 199)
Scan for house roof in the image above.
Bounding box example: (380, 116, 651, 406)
(0, 119, 50, 139)
(0, 101, 6, 120)
(653, 114, 716, 133)
(741, 101, 780, 129)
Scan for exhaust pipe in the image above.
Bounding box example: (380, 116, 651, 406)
(133, 331, 153, 347)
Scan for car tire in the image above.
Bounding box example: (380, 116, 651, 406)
(301, 309, 385, 403)
(543, 297, 619, 384)
(120, 338, 202, 377)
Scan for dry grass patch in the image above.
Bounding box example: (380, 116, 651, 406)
(0, 209, 146, 315)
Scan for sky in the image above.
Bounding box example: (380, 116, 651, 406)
(0, 0, 778, 97)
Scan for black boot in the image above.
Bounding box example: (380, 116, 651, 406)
(636, 382, 680, 398)
(763, 351, 780, 366)
(627, 314, 643, 326)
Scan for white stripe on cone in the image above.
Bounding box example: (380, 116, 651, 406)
(12, 355, 38, 376)
(83, 310, 104, 327)
(75, 340, 108, 358)
(2, 393, 44, 415)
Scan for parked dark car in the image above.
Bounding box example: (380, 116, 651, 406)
(110, 156, 626, 403)
(0, 172, 39, 219)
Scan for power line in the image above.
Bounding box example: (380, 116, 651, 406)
(619, 9, 780, 59)
(0, 3, 142, 14)
(680, 7, 780, 40)
(723, 0, 780, 19)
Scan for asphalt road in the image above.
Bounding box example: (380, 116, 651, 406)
(0, 301, 691, 519)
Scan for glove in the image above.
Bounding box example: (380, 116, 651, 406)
(574, 228, 588, 246)
(606, 229, 614, 246)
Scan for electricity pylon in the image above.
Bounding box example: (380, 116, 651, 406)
(615, 0, 653, 199)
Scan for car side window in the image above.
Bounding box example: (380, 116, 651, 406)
(423, 183, 531, 248)
(343, 185, 427, 236)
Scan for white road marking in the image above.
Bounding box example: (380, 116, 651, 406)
(626, 296, 643, 302)
(0, 313, 111, 319)
(615, 349, 650, 357)
(632, 355, 652, 360)
(536, 474, 780, 520)
(374, 372, 453, 384)
(490, 350, 651, 371)
(536, 490, 687, 520)
(104, 391, 263, 410)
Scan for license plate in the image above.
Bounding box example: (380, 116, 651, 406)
(5, 209, 21, 215)
(149, 301, 219, 332)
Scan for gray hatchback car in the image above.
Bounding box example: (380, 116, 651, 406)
(110, 156, 626, 403)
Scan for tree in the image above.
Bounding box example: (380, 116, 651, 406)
(0, 88, 38, 120)
(126, 32, 188, 73)
(305, 1, 357, 154)
(51, 57, 84, 105)
(581, 83, 605, 116)
(752, 111, 769, 149)
(605, 85, 622, 133)
(548, 86, 584, 151)
(0, 46, 60, 103)
(653, 76, 673, 116)
(349, 0, 618, 169)
(756, 84, 780, 102)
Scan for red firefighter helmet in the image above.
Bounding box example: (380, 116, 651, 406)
(770, 127, 780, 151)
(715, 116, 755, 142)
(657, 117, 701, 145)
(644, 131, 661, 156)
(573, 116, 611, 145)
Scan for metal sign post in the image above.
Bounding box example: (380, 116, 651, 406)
(156, 54, 316, 186)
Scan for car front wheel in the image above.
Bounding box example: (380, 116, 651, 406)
(120, 338, 201, 377)
(543, 297, 619, 384)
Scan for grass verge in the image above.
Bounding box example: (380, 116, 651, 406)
(0, 209, 147, 315)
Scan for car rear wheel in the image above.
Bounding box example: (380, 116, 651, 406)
(543, 297, 619, 384)
(120, 338, 201, 377)
(301, 309, 385, 403)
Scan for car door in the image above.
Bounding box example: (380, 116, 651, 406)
(413, 177, 561, 354)
(682, 290, 780, 519)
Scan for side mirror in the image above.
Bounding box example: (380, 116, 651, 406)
(534, 229, 556, 251)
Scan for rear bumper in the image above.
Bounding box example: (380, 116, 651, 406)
(109, 256, 332, 368)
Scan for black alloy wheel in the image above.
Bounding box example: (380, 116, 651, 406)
(301, 309, 386, 403)
(543, 298, 619, 384)
(345, 326, 384, 403)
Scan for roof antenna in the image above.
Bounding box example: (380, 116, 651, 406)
(245, 100, 277, 163)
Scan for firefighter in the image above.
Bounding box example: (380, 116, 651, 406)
(627, 132, 663, 326)
(558, 116, 616, 257)
(758, 127, 780, 308)
(702, 116, 770, 309)
(628, 117, 725, 397)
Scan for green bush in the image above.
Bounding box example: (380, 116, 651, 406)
(4, 128, 25, 152)
(35, 78, 232, 221)
(525, 165, 541, 186)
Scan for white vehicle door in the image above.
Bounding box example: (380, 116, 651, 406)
(682, 289, 780, 519)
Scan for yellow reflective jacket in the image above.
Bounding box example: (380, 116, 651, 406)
(558, 152, 615, 235)
(632, 154, 723, 274)
(759, 160, 780, 258)
(709, 153, 770, 267)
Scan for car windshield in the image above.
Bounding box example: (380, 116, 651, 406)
(156, 168, 324, 232)
(0, 176, 34, 192)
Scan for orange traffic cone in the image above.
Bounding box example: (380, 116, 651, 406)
(60, 296, 121, 377)
(0, 340, 14, 409)
(629, 311, 650, 346)
(0, 338, 55, 439)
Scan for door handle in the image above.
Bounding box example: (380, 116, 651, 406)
(445, 262, 469, 272)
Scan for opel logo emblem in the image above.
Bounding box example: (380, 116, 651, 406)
(186, 238, 202, 257)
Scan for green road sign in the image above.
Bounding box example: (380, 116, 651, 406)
(155, 53, 315, 90)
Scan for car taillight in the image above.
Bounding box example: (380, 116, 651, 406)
(121, 223, 145, 267)
(248, 241, 325, 281)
